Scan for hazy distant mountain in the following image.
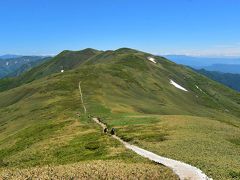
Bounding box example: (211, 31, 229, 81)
(201, 64, 240, 74)
(164, 55, 240, 69)
(193, 68, 240, 92)
(0, 54, 22, 59)
(0, 56, 49, 78)
(6, 57, 51, 77)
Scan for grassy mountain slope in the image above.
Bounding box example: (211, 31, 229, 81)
(0, 48, 101, 92)
(0, 75, 142, 165)
(79, 48, 240, 119)
(0, 48, 239, 179)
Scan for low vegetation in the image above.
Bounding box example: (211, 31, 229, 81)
(0, 48, 239, 179)
(0, 160, 178, 180)
(103, 114, 240, 180)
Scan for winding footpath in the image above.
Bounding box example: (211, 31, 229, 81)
(92, 118, 211, 180)
(79, 82, 212, 180)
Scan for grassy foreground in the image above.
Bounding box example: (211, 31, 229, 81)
(0, 71, 177, 179)
(0, 160, 178, 180)
(103, 113, 240, 180)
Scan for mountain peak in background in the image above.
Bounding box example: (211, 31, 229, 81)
(114, 47, 141, 54)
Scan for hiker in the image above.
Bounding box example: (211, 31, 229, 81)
(110, 128, 116, 135)
(104, 128, 108, 133)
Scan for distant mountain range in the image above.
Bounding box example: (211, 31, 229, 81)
(201, 64, 240, 74)
(0, 56, 50, 78)
(164, 55, 240, 74)
(0, 54, 22, 59)
(193, 68, 240, 92)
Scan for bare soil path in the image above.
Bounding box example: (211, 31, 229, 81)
(92, 118, 212, 180)
(78, 81, 87, 114)
(78, 82, 212, 180)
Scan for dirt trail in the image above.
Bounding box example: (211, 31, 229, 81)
(78, 81, 87, 114)
(78, 82, 211, 180)
(92, 118, 212, 180)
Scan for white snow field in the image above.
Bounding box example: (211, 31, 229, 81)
(170, 79, 188, 92)
(147, 57, 157, 63)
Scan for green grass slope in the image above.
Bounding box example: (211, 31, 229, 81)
(0, 69, 160, 169)
(0, 48, 239, 179)
(0, 48, 101, 92)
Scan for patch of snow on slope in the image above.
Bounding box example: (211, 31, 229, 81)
(147, 57, 157, 63)
(195, 85, 203, 92)
(170, 79, 188, 92)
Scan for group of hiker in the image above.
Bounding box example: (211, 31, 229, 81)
(77, 113, 116, 135)
(96, 117, 116, 135)
(104, 127, 115, 135)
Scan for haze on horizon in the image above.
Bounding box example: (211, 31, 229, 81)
(0, 0, 240, 57)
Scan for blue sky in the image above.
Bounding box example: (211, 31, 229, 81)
(0, 0, 240, 56)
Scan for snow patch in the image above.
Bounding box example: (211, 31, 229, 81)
(195, 85, 203, 92)
(195, 85, 207, 94)
(147, 57, 157, 64)
(170, 79, 188, 92)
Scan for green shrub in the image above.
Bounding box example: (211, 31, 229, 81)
(229, 171, 240, 179)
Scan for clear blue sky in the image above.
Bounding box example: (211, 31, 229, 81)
(0, 0, 240, 56)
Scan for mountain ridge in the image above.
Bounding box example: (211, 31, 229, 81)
(0, 56, 49, 78)
(0, 48, 239, 179)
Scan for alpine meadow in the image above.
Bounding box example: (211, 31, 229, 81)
(0, 48, 239, 179)
(1, 1, 240, 179)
